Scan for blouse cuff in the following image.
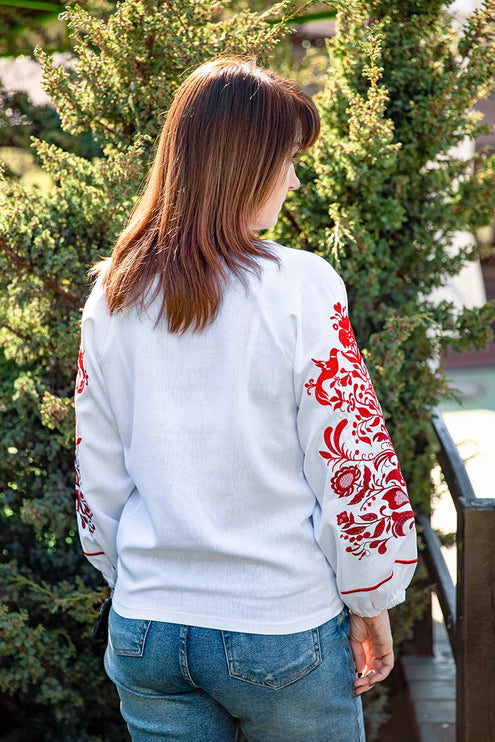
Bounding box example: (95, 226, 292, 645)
(346, 587, 406, 618)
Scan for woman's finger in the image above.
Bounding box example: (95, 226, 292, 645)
(349, 638, 367, 675)
(353, 675, 376, 696)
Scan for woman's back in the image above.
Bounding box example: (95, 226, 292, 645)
(77, 242, 346, 632)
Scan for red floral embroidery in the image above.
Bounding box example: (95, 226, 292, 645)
(307, 302, 414, 560)
(75, 435, 95, 535)
(75, 345, 88, 395)
(74, 349, 102, 551)
(331, 465, 362, 498)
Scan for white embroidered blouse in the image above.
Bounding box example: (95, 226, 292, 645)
(75, 240, 418, 633)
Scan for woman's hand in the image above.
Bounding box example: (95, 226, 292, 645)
(349, 609, 394, 696)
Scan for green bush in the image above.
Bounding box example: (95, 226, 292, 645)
(273, 0, 495, 508)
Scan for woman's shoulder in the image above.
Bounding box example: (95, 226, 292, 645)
(81, 260, 113, 322)
(263, 240, 343, 288)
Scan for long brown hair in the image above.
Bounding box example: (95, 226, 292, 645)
(100, 54, 320, 333)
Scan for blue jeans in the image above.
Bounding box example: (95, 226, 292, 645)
(104, 605, 366, 741)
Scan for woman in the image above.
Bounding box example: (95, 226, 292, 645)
(75, 55, 418, 742)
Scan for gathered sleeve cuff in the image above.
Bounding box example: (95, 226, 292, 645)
(294, 257, 418, 617)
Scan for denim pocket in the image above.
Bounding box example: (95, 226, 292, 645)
(221, 626, 321, 689)
(108, 607, 151, 658)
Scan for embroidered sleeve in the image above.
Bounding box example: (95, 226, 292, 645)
(294, 260, 418, 617)
(74, 314, 134, 588)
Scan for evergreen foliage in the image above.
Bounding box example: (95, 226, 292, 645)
(272, 0, 495, 510)
(0, 1, 310, 738)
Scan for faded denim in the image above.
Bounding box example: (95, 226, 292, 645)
(104, 605, 366, 742)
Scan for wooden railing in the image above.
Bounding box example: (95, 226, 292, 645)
(413, 411, 495, 741)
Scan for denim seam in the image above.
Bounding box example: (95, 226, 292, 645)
(139, 620, 152, 656)
(312, 626, 322, 662)
(341, 631, 366, 742)
(179, 625, 199, 688)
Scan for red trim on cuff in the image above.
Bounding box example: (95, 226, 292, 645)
(341, 557, 418, 594)
(341, 571, 394, 594)
(84, 550, 105, 556)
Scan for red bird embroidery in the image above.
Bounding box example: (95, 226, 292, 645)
(305, 347, 339, 405)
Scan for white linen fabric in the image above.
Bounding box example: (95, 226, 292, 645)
(74, 241, 418, 633)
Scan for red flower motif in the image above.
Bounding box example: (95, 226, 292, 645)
(75, 438, 95, 534)
(338, 318, 355, 349)
(391, 509, 415, 537)
(331, 465, 361, 497)
(383, 488, 411, 510)
(337, 511, 353, 526)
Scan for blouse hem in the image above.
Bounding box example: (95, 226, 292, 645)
(112, 597, 344, 635)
